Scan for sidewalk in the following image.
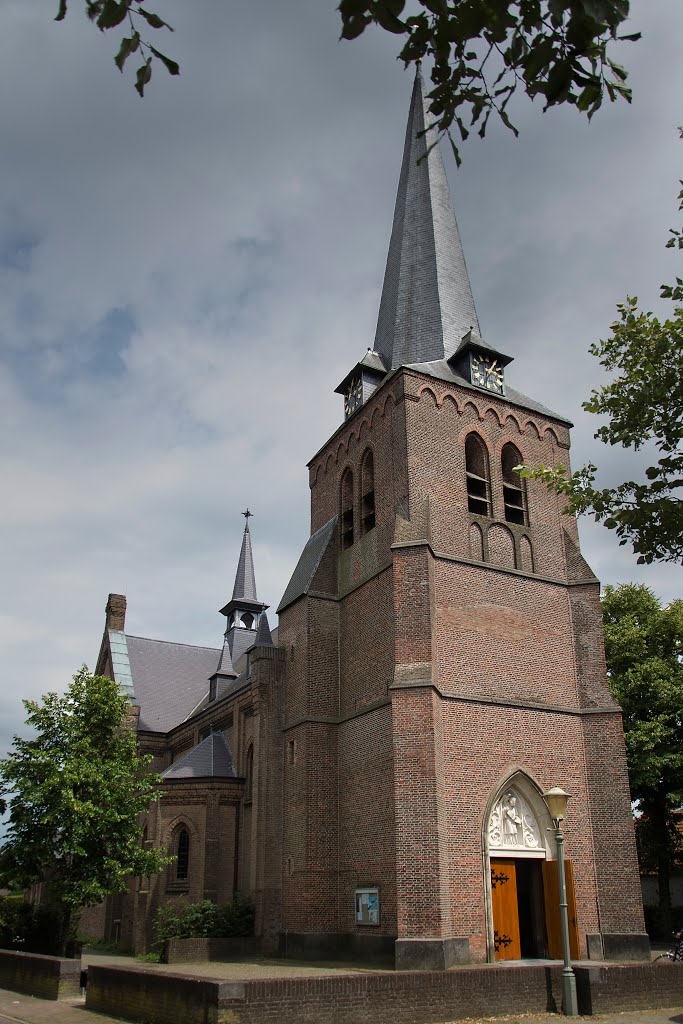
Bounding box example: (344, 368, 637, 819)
(0, 985, 681, 1024)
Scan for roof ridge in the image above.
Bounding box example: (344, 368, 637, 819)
(125, 634, 221, 652)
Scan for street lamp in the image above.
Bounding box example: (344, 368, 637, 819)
(544, 787, 578, 1017)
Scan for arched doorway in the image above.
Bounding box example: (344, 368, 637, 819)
(483, 774, 580, 962)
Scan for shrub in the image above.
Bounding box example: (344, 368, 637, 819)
(0, 897, 66, 955)
(151, 894, 254, 953)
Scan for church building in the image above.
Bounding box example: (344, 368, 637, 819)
(92, 68, 648, 968)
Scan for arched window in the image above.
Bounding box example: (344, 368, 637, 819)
(176, 828, 190, 881)
(360, 450, 375, 535)
(465, 434, 491, 516)
(340, 469, 354, 549)
(501, 443, 528, 525)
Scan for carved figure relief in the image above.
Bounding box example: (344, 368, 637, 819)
(488, 788, 542, 853)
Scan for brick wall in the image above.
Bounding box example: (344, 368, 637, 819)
(0, 950, 81, 1000)
(86, 962, 683, 1024)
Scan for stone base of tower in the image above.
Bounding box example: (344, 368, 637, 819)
(586, 933, 651, 961)
(395, 936, 470, 971)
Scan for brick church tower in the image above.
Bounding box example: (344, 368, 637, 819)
(267, 67, 648, 968)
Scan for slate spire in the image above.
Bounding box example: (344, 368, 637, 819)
(254, 611, 273, 647)
(232, 510, 258, 602)
(219, 511, 269, 665)
(373, 66, 480, 369)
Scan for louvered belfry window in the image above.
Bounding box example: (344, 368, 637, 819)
(360, 449, 376, 535)
(341, 469, 354, 549)
(501, 443, 528, 525)
(465, 433, 491, 516)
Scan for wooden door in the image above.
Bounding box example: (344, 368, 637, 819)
(490, 858, 521, 960)
(542, 859, 580, 960)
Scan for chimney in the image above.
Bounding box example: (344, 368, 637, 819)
(105, 593, 127, 632)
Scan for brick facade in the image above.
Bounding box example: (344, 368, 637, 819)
(86, 70, 647, 969)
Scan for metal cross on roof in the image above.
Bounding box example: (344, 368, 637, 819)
(242, 509, 253, 521)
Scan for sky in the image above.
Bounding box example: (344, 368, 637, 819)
(0, 1, 681, 756)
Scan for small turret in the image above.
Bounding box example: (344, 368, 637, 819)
(219, 510, 269, 664)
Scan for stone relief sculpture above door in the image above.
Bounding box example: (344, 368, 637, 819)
(488, 787, 543, 856)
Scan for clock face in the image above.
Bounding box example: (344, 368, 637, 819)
(471, 353, 504, 394)
(344, 376, 363, 418)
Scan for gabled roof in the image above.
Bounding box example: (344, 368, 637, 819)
(125, 635, 220, 732)
(278, 517, 337, 613)
(373, 67, 480, 369)
(161, 732, 238, 780)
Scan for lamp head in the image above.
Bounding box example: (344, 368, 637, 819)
(544, 786, 571, 822)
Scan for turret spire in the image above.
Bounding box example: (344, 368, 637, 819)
(373, 67, 480, 369)
(232, 511, 258, 602)
(219, 512, 268, 664)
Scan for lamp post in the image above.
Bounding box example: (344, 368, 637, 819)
(544, 787, 578, 1017)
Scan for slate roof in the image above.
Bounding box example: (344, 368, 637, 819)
(161, 732, 237, 780)
(406, 358, 572, 426)
(255, 611, 273, 646)
(210, 641, 237, 680)
(278, 517, 337, 613)
(232, 522, 257, 602)
(373, 66, 480, 369)
(228, 625, 258, 664)
(125, 635, 220, 732)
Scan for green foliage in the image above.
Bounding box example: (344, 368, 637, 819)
(339, 0, 637, 162)
(79, 934, 122, 953)
(0, 896, 67, 955)
(0, 667, 170, 954)
(518, 134, 683, 564)
(53, 0, 640, 124)
(601, 584, 683, 933)
(151, 894, 255, 953)
(136, 950, 162, 962)
(55, 1, 178, 96)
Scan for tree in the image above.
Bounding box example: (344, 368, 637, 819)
(55, 0, 639, 134)
(519, 136, 683, 564)
(340, 0, 638, 162)
(55, 1, 178, 97)
(601, 584, 683, 934)
(0, 667, 168, 956)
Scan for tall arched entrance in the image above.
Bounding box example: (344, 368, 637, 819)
(484, 774, 580, 962)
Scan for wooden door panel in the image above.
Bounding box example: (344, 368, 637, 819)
(542, 859, 580, 960)
(491, 858, 521, 960)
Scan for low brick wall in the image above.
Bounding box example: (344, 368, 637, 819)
(574, 962, 683, 1014)
(86, 961, 683, 1024)
(163, 936, 259, 963)
(86, 966, 233, 1024)
(0, 948, 81, 1000)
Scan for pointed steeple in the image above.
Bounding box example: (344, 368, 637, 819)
(254, 611, 273, 647)
(232, 509, 258, 602)
(373, 67, 480, 369)
(210, 641, 237, 682)
(208, 639, 238, 702)
(219, 511, 268, 665)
